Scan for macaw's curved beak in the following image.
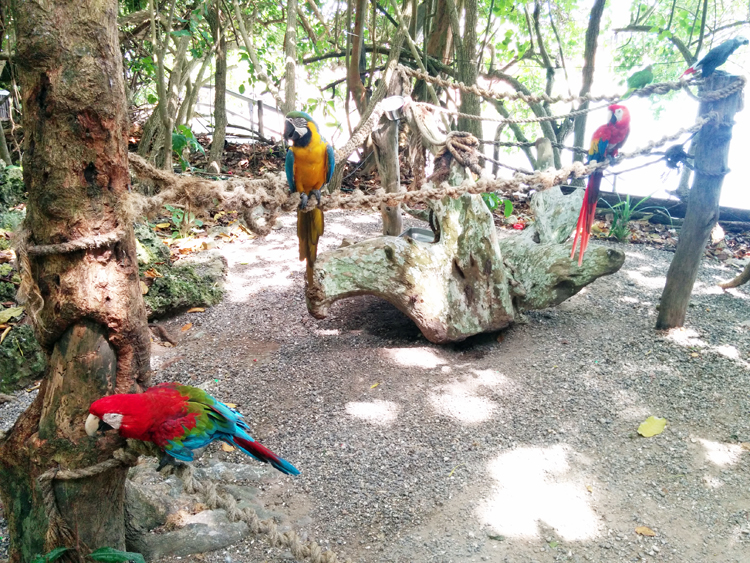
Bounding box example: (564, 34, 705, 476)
(85, 413, 113, 436)
(609, 113, 618, 125)
(284, 119, 308, 144)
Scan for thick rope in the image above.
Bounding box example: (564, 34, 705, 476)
(414, 100, 611, 123)
(37, 448, 139, 552)
(175, 464, 352, 563)
(400, 66, 743, 105)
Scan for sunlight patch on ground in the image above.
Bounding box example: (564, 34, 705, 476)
(714, 344, 741, 360)
(325, 223, 359, 237)
(703, 475, 725, 489)
(383, 347, 447, 368)
(221, 239, 301, 301)
(666, 327, 707, 348)
(345, 400, 400, 425)
(624, 269, 667, 290)
(724, 287, 750, 300)
(692, 281, 724, 296)
(698, 439, 744, 467)
(620, 296, 640, 304)
(428, 369, 507, 424)
(611, 388, 651, 421)
(315, 329, 340, 336)
(624, 251, 648, 260)
(347, 214, 380, 224)
(477, 445, 601, 541)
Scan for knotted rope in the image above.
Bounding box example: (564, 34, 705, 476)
(37, 448, 140, 552)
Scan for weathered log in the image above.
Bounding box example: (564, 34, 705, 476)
(307, 169, 624, 343)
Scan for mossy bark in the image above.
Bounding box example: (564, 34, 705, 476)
(307, 169, 625, 343)
(0, 1, 150, 560)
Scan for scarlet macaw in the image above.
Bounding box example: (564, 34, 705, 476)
(570, 104, 631, 266)
(85, 382, 300, 475)
(682, 37, 748, 77)
(283, 111, 335, 285)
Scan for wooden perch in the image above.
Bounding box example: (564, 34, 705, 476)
(306, 168, 625, 344)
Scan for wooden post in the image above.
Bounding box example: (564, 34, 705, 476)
(372, 71, 410, 236)
(257, 100, 265, 138)
(656, 73, 744, 329)
(248, 99, 255, 132)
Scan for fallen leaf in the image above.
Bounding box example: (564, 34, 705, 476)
(181, 323, 193, 332)
(741, 442, 750, 451)
(488, 535, 505, 542)
(143, 268, 163, 279)
(638, 416, 667, 437)
(0, 325, 11, 344)
(690, 352, 700, 358)
(586, 485, 593, 493)
(370, 382, 380, 389)
(187, 307, 205, 313)
(140, 281, 149, 295)
(221, 443, 236, 452)
(548, 541, 559, 549)
(0, 306, 24, 324)
(155, 222, 171, 229)
(27, 382, 40, 392)
(635, 526, 656, 537)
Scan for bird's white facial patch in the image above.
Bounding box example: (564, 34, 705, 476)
(614, 108, 624, 121)
(103, 412, 124, 430)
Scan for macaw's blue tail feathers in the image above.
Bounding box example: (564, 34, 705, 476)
(232, 435, 301, 476)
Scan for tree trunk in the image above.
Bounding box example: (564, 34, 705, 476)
(656, 73, 743, 329)
(572, 0, 606, 168)
(0, 121, 11, 165)
(347, 0, 369, 115)
(372, 72, 410, 236)
(0, 1, 151, 560)
(282, 0, 298, 115)
(456, 0, 481, 139)
(209, 0, 227, 167)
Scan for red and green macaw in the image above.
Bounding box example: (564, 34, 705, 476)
(570, 104, 631, 266)
(86, 382, 300, 475)
(284, 111, 335, 285)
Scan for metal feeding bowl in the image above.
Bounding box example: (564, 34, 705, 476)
(381, 95, 406, 121)
(398, 227, 435, 243)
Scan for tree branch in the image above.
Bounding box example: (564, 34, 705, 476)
(614, 24, 694, 64)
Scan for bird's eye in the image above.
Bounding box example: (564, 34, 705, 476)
(103, 413, 124, 430)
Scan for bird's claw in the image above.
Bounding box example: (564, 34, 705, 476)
(298, 193, 308, 211)
(156, 454, 185, 472)
(311, 189, 322, 205)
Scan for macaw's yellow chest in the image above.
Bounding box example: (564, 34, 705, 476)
(291, 131, 329, 194)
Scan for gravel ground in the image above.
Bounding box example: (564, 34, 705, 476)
(2, 208, 750, 563)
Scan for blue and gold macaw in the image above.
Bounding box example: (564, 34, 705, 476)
(284, 111, 335, 285)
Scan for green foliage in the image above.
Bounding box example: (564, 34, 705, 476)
(89, 547, 146, 563)
(164, 204, 203, 238)
(172, 125, 205, 172)
(143, 264, 224, 318)
(30, 547, 69, 563)
(0, 323, 45, 393)
(603, 192, 671, 242)
(481, 193, 513, 217)
(0, 164, 25, 208)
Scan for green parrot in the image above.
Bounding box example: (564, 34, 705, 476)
(622, 65, 654, 99)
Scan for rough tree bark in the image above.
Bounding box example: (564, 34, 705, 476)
(656, 73, 743, 329)
(208, 0, 227, 167)
(455, 0, 481, 139)
(573, 0, 606, 166)
(372, 73, 411, 236)
(282, 0, 298, 115)
(0, 1, 151, 560)
(307, 165, 623, 343)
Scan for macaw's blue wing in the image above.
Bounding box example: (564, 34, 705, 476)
(325, 142, 335, 185)
(285, 148, 296, 193)
(587, 138, 609, 164)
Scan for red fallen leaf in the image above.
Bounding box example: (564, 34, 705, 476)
(513, 223, 525, 230)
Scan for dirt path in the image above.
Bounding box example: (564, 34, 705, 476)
(3, 208, 750, 563)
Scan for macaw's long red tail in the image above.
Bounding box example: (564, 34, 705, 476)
(233, 435, 301, 475)
(297, 207, 324, 285)
(570, 171, 603, 266)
